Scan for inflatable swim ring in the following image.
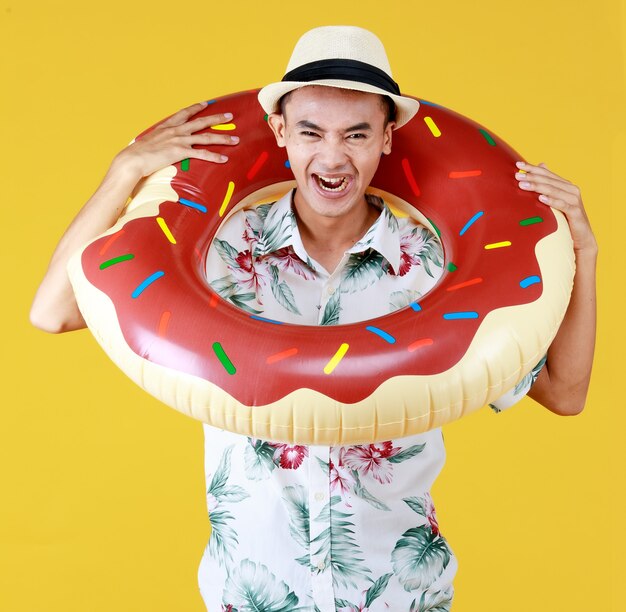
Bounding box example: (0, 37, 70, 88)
(67, 89, 574, 445)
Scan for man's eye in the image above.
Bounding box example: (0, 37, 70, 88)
(348, 133, 367, 140)
(301, 131, 320, 138)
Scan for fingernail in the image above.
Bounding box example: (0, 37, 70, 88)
(231, 136, 239, 143)
(516, 161, 526, 168)
(224, 113, 233, 120)
(538, 195, 549, 203)
(220, 155, 228, 162)
(515, 172, 526, 179)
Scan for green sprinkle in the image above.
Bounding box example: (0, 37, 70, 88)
(263, 113, 269, 122)
(427, 217, 441, 237)
(519, 216, 543, 226)
(479, 129, 496, 146)
(181, 158, 190, 171)
(447, 262, 458, 272)
(213, 342, 236, 375)
(100, 254, 134, 269)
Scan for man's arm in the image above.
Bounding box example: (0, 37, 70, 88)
(30, 102, 238, 333)
(515, 162, 598, 416)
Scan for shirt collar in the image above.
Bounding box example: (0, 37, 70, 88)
(252, 189, 402, 274)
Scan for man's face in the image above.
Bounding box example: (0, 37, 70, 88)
(267, 86, 394, 222)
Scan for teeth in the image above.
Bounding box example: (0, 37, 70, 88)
(316, 174, 348, 192)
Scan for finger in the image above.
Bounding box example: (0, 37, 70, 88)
(515, 161, 572, 185)
(518, 178, 582, 207)
(186, 148, 230, 164)
(515, 172, 580, 196)
(160, 101, 211, 128)
(179, 133, 240, 147)
(182, 112, 236, 134)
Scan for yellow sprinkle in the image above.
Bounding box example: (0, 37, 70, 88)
(156, 216, 176, 244)
(324, 343, 349, 375)
(424, 116, 441, 138)
(484, 241, 512, 250)
(219, 181, 235, 217)
(211, 123, 236, 131)
(387, 203, 409, 218)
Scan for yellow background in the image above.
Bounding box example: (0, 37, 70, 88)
(1, 0, 624, 610)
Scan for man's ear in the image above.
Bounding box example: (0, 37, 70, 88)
(267, 113, 287, 148)
(382, 121, 395, 155)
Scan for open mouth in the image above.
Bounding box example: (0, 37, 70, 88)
(313, 174, 349, 192)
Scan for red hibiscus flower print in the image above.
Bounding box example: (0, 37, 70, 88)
(342, 441, 402, 484)
(266, 247, 316, 280)
(230, 249, 270, 294)
(329, 453, 356, 495)
(271, 444, 308, 469)
(423, 492, 440, 536)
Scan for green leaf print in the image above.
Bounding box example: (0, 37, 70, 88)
(352, 471, 391, 511)
(403, 496, 428, 518)
(222, 559, 302, 612)
(387, 443, 426, 464)
(320, 291, 341, 326)
(229, 293, 263, 315)
(311, 495, 371, 588)
(254, 209, 294, 255)
(364, 572, 393, 607)
(340, 250, 385, 293)
(208, 446, 234, 497)
(391, 525, 452, 591)
(415, 587, 454, 612)
(210, 276, 263, 314)
(414, 227, 443, 278)
(269, 264, 302, 315)
(213, 238, 240, 267)
(244, 439, 277, 481)
(244, 204, 273, 238)
(282, 485, 310, 551)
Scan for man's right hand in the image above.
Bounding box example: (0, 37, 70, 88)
(114, 102, 239, 180)
(30, 101, 238, 334)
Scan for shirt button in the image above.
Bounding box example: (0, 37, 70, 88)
(317, 561, 326, 570)
(314, 492, 325, 501)
(327, 286, 335, 295)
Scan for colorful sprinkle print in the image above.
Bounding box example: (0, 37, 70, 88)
(366, 326, 396, 344)
(246, 151, 269, 180)
(484, 241, 512, 250)
(219, 181, 235, 217)
(449, 170, 482, 179)
(266, 348, 298, 364)
(520, 216, 543, 226)
(446, 277, 483, 291)
(211, 123, 236, 131)
(407, 338, 434, 352)
(459, 211, 484, 236)
(479, 129, 496, 146)
(158, 311, 171, 338)
(324, 343, 349, 375)
(401, 158, 421, 196)
(213, 342, 236, 374)
(520, 275, 541, 288)
(181, 158, 190, 171)
(424, 116, 441, 137)
(156, 217, 176, 244)
(443, 312, 479, 320)
(131, 271, 164, 298)
(179, 198, 207, 213)
(99, 253, 134, 270)
(251, 315, 283, 325)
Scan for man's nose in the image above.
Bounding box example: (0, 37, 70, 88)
(318, 138, 349, 169)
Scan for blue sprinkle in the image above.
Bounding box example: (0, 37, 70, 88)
(250, 315, 283, 325)
(132, 271, 164, 298)
(366, 326, 396, 344)
(205, 99, 216, 105)
(520, 275, 541, 288)
(418, 99, 442, 107)
(459, 211, 484, 236)
(284, 160, 291, 169)
(410, 302, 422, 312)
(443, 311, 479, 320)
(179, 198, 207, 213)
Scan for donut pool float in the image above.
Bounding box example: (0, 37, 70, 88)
(67, 89, 574, 445)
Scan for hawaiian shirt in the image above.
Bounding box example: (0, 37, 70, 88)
(199, 190, 543, 612)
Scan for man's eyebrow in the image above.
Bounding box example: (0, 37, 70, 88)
(294, 120, 373, 132)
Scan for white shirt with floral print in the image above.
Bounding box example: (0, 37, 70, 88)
(199, 190, 544, 612)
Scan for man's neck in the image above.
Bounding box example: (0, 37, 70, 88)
(292, 191, 380, 274)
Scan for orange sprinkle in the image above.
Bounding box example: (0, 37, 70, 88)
(408, 338, 434, 352)
(99, 230, 125, 256)
(209, 293, 219, 308)
(449, 170, 482, 179)
(446, 277, 483, 291)
(266, 348, 299, 364)
(158, 311, 171, 338)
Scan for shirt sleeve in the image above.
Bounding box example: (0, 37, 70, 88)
(489, 355, 548, 413)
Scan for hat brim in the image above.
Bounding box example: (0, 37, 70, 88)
(258, 80, 420, 129)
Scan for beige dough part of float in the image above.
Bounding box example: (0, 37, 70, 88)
(67, 90, 574, 445)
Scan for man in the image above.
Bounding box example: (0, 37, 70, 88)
(31, 26, 596, 611)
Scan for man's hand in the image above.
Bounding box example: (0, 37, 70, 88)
(514, 161, 598, 415)
(114, 102, 239, 180)
(515, 161, 597, 255)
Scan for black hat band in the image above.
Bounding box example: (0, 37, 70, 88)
(282, 59, 401, 96)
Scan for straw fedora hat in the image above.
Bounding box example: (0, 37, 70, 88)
(258, 26, 420, 129)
